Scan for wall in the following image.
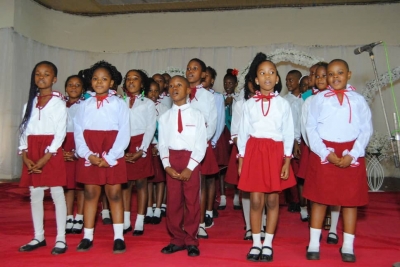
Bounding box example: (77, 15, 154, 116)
(0, 0, 14, 28)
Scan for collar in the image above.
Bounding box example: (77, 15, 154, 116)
(172, 103, 190, 111)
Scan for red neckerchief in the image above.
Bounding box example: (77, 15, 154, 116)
(253, 91, 276, 117)
(66, 99, 79, 108)
(190, 85, 202, 102)
(312, 88, 319, 95)
(126, 91, 140, 107)
(96, 94, 108, 109)
(324, 85, 356, 123)
(36, 94, 53, 120)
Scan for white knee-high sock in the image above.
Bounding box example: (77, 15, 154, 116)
(242, 193, 251, 231)
(30, 187, 45, 243)
(50, 186, 66, 245)
(329, 208, 340, 234)
(342, 232, 355, 254)
(308, 227, 321, 252)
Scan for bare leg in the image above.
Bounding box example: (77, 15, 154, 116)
(104, 184, 124, 224)
(65, 189, 75, 216)
(83, 185, 102, 229)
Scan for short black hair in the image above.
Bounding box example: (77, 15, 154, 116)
(64, 74, 87, 93)
(206, 66, 217, 80)
(189, 58, 206, 72)
(145, 77, 160, 96)
(329, 59, 349, 71)
(170, 75, 190, 88)
(287, 70, 302, 80)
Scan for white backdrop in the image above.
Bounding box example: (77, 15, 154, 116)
(1, 27, 400, 179)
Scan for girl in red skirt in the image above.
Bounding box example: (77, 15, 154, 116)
(74, 61, 130, 253)
(186, 58, 218, 239)
(121, 69, 156, 235)
(304, 59, 372, 262)
(63, 75, 85, 235)
(145, 78, 169, 225)
(237, 53, 296, 262)
(18, 61, 68, 255)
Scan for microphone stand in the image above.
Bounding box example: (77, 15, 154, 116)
(367, 49, 399, 167)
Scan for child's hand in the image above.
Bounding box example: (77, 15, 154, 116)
(31, 153, 52, 173)
(327, 152, 340, 165)
(22, 152, 36, 172)
(152, 146, 158, 156)
(233, 137, 238, 146)
(130, 151, 143, 163)
(280, 158, 291, 180)
(98, 158, 110, 168)
(180, 168, 192, 181)
(64, 151, 75, 161)
(125, 153, 134, 163)
(336, 155, 353, 168)
(238, 157, 243, 176)
(293, 142, 301, 159)
(165, 167, 180, 179)
(88, 154, 101, 166)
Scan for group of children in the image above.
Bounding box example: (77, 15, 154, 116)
(17, 53, 372, 263)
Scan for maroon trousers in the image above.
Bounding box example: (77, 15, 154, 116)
(166, 150, 201, 247)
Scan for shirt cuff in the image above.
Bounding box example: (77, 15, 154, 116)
(45, 146, 58, 155)
(343, 149, 360, 167)
(102, 152, 118, 167)
(162, 157, 170, 169)
(187, 158, 200, 171)
(137, 146, 147, 158)
(320, 147, 335, 164)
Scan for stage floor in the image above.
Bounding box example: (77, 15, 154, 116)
(1, 183, 399, 267)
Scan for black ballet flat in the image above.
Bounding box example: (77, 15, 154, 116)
(123, 226, 132, 234)
(113, 239, 126, 254)
(132, 230, 144, 236)
(51, 241, 67, 255)
(340, 247, 356, 262)
(246, 246, 261, 262)
(306, 246, 320, 260)
(151, 216, 162, 225)
(260, 246, 273, 262)
(244, 229, 252, 241)
(327, 232, 339, 244)
(144, 216, 152, 224)
(19, 239, 46, 252)
(76, 239, 93, 252)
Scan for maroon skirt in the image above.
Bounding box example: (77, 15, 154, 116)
(303, 140, 368, 206)
(20, 135, 66, 187)
(76, 130, 127, 185)
(213, 127, 231, 166)
(297, 140, 310, 179)
(238, 137, 296, 193)
(225, 144, 239, 185)
(201, 141, 219, 175)
(291, 158, 300, 177)
(149, 144, 165, 183)
(63, 132, 77, 189)
(126, 134, 154, 180)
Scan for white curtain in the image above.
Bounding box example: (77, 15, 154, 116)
(1, 27, 399, 179)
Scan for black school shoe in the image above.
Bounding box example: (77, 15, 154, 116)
(76, 239, 93, 252)
(51, 241, 67, 255)
(246, 247, 261, 262)
(161, 244, 186, 254)
(306, 246, 320, 260)
(113, 239, 126, 254)
(19, 239, 46, 252)
(260, 246, 273, 262)
(340, 247, 356, 262)
(144, 216, 152, 224)
(151, 216, 162, 225)
(187, 245, 200, 257)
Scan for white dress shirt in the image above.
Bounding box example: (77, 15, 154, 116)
(66, 99, 83, 133)
(74, 90, 130, 166)
(230, 98, 244, 140)
(209, 89, 225, 147)
(19, 91, 67, 154)
(238, 92, 294, 157)
(283, 93, 304, 142)
(152, 101, 169, 145)
(158, 103, 207, 171)
(306, 84, 372, 163)
(300, 95, 314, 147)
(159, 92, 172, 108)
(189, 85, 217, 141)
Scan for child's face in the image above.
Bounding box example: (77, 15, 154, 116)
(147, 82, 160, 103)
(125, 70, 142, 95)
(92, 68, 114, 96)
(223, 77, 237, 95)
(169, 76, 191, 106)
(66, 77, 83, 99)
(152, 74, 165, 93)
(285, 73, 300, 92)
(186, 60, 205, 86)
(255, 61, 279, 93)
(35, 64, 57, 90)
(327, 61, 352, 90)
(315, 66, 328, 90)
(202, 70, 214, 90)
(299, 76, 309, 93)
(162, 74, 171, 91)
(308, 65, 318, 88)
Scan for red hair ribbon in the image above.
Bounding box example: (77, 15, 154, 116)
(231, 69, 239, 76)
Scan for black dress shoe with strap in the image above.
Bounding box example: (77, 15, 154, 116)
(19, 239, 46, 252)
(246, 246, 261, 262)
(187, 245, 200, 257)
(260, 246, 273, 262)
(327, 232, 339, 244)
(161, 244, 186, 254)
(51, 241, 67, 255)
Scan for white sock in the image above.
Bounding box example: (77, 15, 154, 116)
(307, 227, 321, 252)
(101, 209, 110, 219)
(113, 224, 124, 241)
(263, 233, 274, 255)
(242, 193, 251, 231)
(342, 232, 355, 254)
(206, 210, 213, 218)
(30, 187, 45, 244)
(329, 209, 340, 235)
(161, 203, 166, 210)
(55, 235, 66, 248)
(250, 233, 262, 254)
(134, 214, 144, 231)
(219, 195, 226, 206)
(154, 208, 161, 218)
(83, 228, 94, 241)
(66, 215, 74, 229)
(300, 206, 308, 218)
(51, 186, 66, 242)
(146, 207, 154, 217)
(73, 214, 83, 230)
(233, 193, 240, 206)
(152, 203, 156, 210)
(124, 211, 131, 229)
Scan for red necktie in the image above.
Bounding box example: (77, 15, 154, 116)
(189, 87, 197, 101)
(178, 109, 183, 133)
